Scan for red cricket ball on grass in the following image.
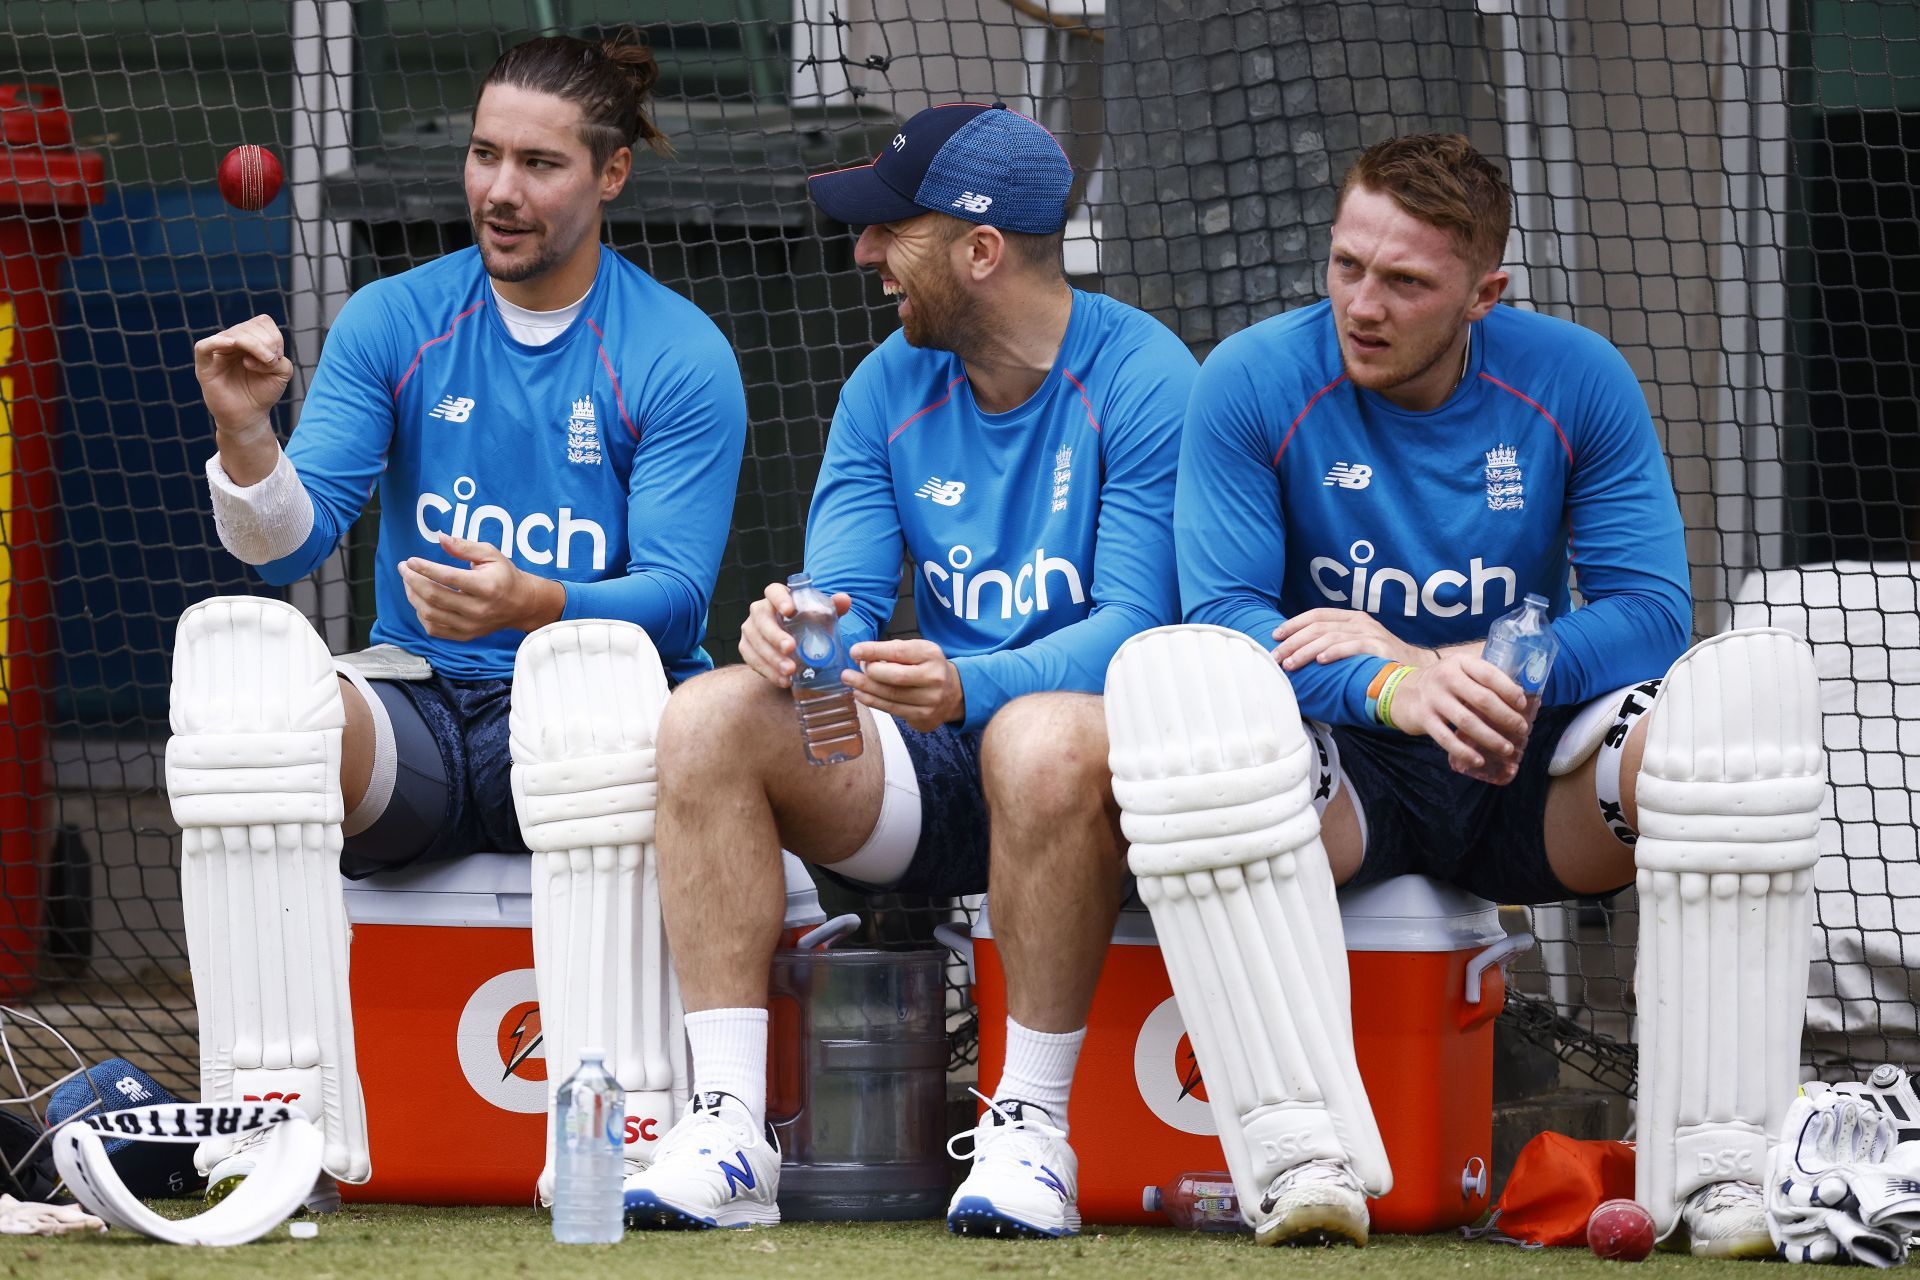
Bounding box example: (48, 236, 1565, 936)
(217, 144, 284, 211)
(1587, 1197, 1657, 1262)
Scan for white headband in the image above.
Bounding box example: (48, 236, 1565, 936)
(51, 1103, 323, 1246)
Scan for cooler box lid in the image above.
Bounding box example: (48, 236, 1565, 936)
(1336, 875, 1507, 952)
(973, 873, 1508, 952)
(342, 853, 531, 928)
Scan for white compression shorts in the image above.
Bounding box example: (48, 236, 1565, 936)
(811, 711, 923, 889)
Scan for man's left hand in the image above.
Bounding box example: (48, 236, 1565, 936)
(398, 534, 565, 642)
(844, 638, 964, 732)
(1273, 608, 1435, 672)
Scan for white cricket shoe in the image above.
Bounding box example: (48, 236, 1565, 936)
(1677, 1180, 1773, 1259)
(1251, 1159, 1368, 1247)
(945, 1096, 1081, 1239)
(537, 1157, 650, 1210)
(205, 1124, 341, 1215)
(622, 1092, 781, 1230)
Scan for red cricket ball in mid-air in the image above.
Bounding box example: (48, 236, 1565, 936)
(217, 144, 284, 211)
(1587, 1197, 1657, 1262)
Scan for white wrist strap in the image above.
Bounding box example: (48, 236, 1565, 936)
(52, 1104, 322, 1246)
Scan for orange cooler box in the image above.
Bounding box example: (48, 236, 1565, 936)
(340, 855, 546, 1205)
(971, 874, 1531, 1232)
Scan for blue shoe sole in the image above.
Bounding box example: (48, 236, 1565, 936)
(946, 1194, 1076, 1239)
(623, 1190, 722, 1231)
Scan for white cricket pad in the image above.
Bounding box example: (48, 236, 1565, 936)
(166, 596, 368, 1184)
(1633, 628, 1824, 1237)
(512, 620, 685, 1196)
(52, 1103, 321, 1247)
(1105, 624, 1391, 1213)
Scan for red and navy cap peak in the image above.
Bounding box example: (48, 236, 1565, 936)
(808, 101, 1072, 235)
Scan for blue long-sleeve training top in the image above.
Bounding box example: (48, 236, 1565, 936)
(258, 244, 747, 683)
(803, 288, 1196, 731)
(1177, 299, 1692, 726)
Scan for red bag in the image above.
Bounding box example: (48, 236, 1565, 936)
(1464, 1132, 1637, 1247)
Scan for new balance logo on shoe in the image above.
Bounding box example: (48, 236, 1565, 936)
(1323, 462, 1372, 489)
(915, 477, 966, 506)
(719, 1152, 757, 1196)
(951, 192, 994, 214)
(429, 395, 475, 423)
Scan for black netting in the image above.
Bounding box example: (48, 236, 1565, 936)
(0, 1, 1914, 1105)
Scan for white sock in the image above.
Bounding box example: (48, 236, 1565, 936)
(992, 1017, 1086, 1134)
(685, 1007, 769, 1128)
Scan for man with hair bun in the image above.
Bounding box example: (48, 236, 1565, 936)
(1099, 132, 1824, 1255)
(174, 31, 745, 1216)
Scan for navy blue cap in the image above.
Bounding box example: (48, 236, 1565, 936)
(45, 1058, 204, 1199)
(808, 102, 1073, 234)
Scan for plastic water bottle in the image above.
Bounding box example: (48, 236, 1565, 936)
(552, 1049, 623, 1244)
(1143, 1172, 1246, 1232)
(782, 572, 863, 766)
(1480, 593, 1559, 696)
(1468, 593, 1559, 784)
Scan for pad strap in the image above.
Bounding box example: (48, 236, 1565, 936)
(52, 1105, 322, 1247)
(1595, 678, 1661, 846)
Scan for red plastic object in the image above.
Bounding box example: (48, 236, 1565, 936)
(0, 83, 103, 997)
(972, 880, 1516, 1233)
(342, 920, 548, 1204)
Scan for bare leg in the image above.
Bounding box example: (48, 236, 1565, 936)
(1543, 714, 1651, 895)
(654, 666, 889, 1011)
(1321, 788, 1364, 886)
(977, 694, 1126, 1034)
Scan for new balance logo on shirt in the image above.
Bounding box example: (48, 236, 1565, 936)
(1323, 462, 1372, 489)
(429, 395, 475, 423)
(915, 477, 967, 506)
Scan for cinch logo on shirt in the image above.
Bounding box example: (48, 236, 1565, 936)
(1308, 539, 1517, 619)
(922, 544, 1085, 622)
(415, 475, 609, 570)
(429, 395, 475, 423)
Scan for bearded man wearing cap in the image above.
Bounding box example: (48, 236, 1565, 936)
(625, 102, 1197, 1237)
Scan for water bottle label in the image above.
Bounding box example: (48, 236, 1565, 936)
(1522, 648, 1551, 688)
(798, 625, 835, 665)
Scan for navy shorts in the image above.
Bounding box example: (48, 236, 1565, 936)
(338, 675, 523, 880)
(1335, 702, 1619, 905)
(814, 720, 992, 900)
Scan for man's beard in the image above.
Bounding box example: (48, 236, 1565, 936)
(471, 211, 558, 284)
(900, 264, 985, 357)
(1339, 324, 1461, 397)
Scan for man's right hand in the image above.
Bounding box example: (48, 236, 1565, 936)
(1385, 654, 1534, 785)
(739, 581, 851, 688)
(194, 316, 294, 482)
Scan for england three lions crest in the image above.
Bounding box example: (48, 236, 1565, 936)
(566, 396, 602, 466)
(1484, 444, 1523, 511)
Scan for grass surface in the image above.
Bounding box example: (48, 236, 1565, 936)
(0, 1205, 1776, 1280)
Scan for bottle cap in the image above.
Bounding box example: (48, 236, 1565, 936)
(578, 1046, 606, 1060)
(1523, 592, 1549, 608)
(1142, 1185, 1161, 1212)
(787, 571, 813, 589)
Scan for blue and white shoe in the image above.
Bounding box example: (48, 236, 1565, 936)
(946, 1094, 1080, 1239)
(622, 1092, 781, 1230)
